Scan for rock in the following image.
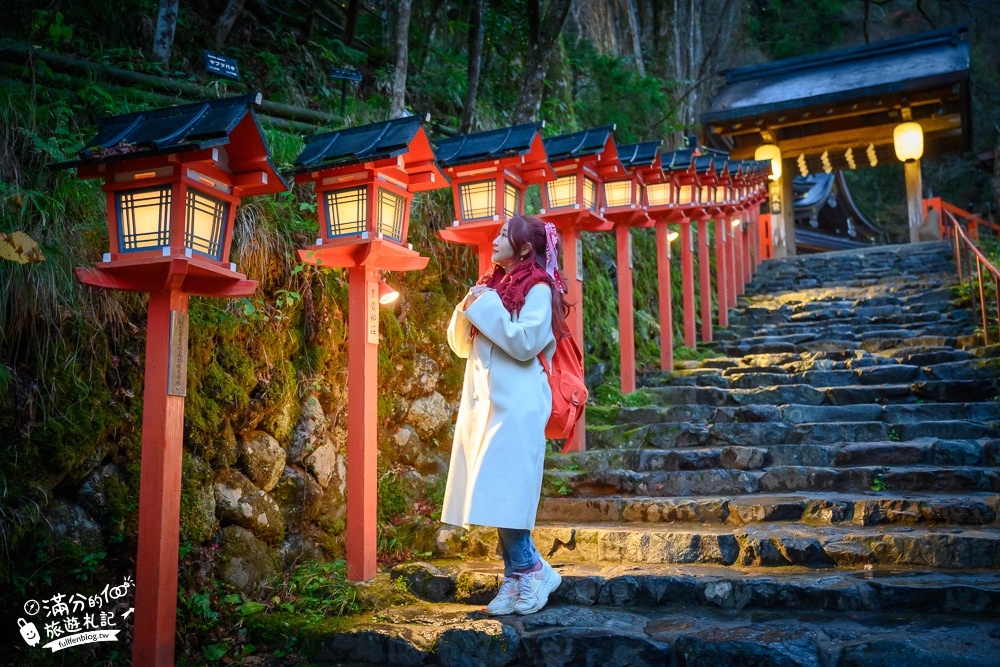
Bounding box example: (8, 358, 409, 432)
(76, 463, 122, 522)
(675, 625, 821, 667)
(213, 468, 285, 544)
(46, 498, 103, 551)
(238, 430, 286, 492)
(720, 446, 767, 470)
(391, 562, 456, 601)
(287, 393, 327, 464)
(180, 452, 218, 543)
(521, 626, 671, 667)
(435, 620, 520, 667)
(436, 526, 467, 554)
(398, 354, 441, 397)
(585, 361, 607, 393)
(406, 391, 453, 436)
(391, 424, 422, 465)
(305, 441, 345, 489)
(213, 418, 239, 468)
(215, 525, 275, 591)
(270, 466, 323, 525)
(415, 450, 449, 476)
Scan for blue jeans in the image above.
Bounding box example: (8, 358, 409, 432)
(497, 528, 541, 577)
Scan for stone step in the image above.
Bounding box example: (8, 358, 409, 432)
(535, 492, 1000, 527)
(544, 465, 1000, 498)
(641, 379, 997, 408)
(392, 560, 1000, 619)
(585, 419, 998, 450)
(649, 364, 997, 389)
(459, 522, 1000, 569)
(550, 438, 999, 472)
(598, 402, 1000, 427)
(308, 595, 1000, 667)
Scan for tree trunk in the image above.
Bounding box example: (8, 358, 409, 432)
(389, 0, 412, 119)
(343, 0, 361, 46)
(459, 0, 485, 134)
(213, 0, 246, 50)
(993, 130, 1000, 221)
(513, 0, 573, 123)
(152, 0, 179, 64)
(626, 0, 646, 76)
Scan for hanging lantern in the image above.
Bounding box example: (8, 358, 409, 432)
(893, 121, 924, 163)
(755, 143, 782, 181)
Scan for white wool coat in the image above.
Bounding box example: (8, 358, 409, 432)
(441, 283, 556, 530)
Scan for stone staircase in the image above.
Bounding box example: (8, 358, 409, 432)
(311, 242, 1000, 666)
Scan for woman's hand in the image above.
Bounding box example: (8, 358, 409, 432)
(465, 285, 490, 307)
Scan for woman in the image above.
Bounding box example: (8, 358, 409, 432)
(441, 215, 569, 616)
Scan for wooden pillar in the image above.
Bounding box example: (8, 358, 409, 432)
(133, 288, 189, 667)
(743, 220, 752, 284)
(727, 221, 737, 307)
(561, 228, 585, 452)
(770, 162, 797, 258)
(679, 220, 696, 349)
(655, 220, 674, 371)
(616, 224, 636, 394)
(905, 160, 933, 243)
(714, 218, 728, 328)
(346, 265, 379, 582)
(733, 221, 744, 297)
(698, 218, 712, 343)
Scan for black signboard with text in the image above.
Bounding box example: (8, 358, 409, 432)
(202, 50, 240, 81)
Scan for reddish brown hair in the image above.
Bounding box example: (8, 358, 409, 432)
(505, 215, 571, 338)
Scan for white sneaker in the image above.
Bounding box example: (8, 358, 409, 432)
(485, 576, 520, 615)
(514, 561, 561, 615)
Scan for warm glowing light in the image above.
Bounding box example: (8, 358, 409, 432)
(134, 171, 157, 180)
(700, 185, 714, 204)
(731, 218, 741, 228)
(755, 144, 782, 181)
(667, 230, 679, 242)
(185, 189, 227, 258)
(546, 175, 577, 208)
(583, 177, 597, 211)
(460, 180, 496, 219)
(378, 277, 399, 304)
(678, 184, 693, 205)
(326, 186, 368, 238)
(377, 189, 405, 241)
(504, 181, 521, 218)
(603, 180, 632, 208)
(647, 182, 672, 206)
(118, 187, 171, 252)
(893, 121, 923, 162)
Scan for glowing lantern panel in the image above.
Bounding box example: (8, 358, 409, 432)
(377, 189, 405, 241)
(754, 144, 782, 181)
(184, 189, 228, 259)
(646, 182, 671, 207)
(547, 174, 577, 209)
(893, 121, 923, 163)
(326, 187, 368, 238)
(582, 177, 598, 211)
(459, 180, 496, 219)
(117, 187, 172, 252)
(504, 181, 521, 219)
(678, 184, 693, 205)
(604, 179, 632, 208)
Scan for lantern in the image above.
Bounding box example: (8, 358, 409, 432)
(291, 114, 447, 583)
(755, 144, 782, 181)
(894, 121, 924, 163)
(436, 123, 554, 276)
(52, 93, 290, 667)
(537, 127, 622, 453)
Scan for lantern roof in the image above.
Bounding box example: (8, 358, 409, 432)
(661, 149, 695, 173)
(616, 140, 662, 169)
(293, 114, 437, 171)
(694, 155, 716, 174)
(52, 93, 288, 195)
(543, 126, 615, 161)
(435, 122, 548, 169)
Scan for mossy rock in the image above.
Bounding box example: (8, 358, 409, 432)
(180, 452, 217, 544)
(215, 525, 277, 592)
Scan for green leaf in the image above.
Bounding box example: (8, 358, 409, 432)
(237, 601, 267, 616)
(222, 593, 242, 605)
(203, 642, 229, 660)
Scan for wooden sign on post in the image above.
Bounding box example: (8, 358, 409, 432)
(366, 280, 379, 344)
(167, 311, 188, 397)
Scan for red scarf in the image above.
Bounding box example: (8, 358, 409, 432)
(474, 259, 553, 324)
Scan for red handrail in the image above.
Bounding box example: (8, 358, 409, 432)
(941, 207, 1000, 345)
(924, 196, 1000, 242)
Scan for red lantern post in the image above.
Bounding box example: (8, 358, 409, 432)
(693, 155, 723, 339)
(646, 159, 684, 371)
(290, 115, 446, 582)
(671, 150, 700, 349)
(435, 123, 555, 278)
(539, 127, 622, 452)
(53, 94, 290, 667)
(605, 141, 663, 394)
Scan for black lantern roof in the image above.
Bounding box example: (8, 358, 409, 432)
(616, 140, 662, 169)
(662, 149, 695, 172)
(434, 122, 544, 168)
(542, 126, 615, 162)
(694, 155, 716, 174)
(51, 93, 289, 194)
(292, 114, 430, 173)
